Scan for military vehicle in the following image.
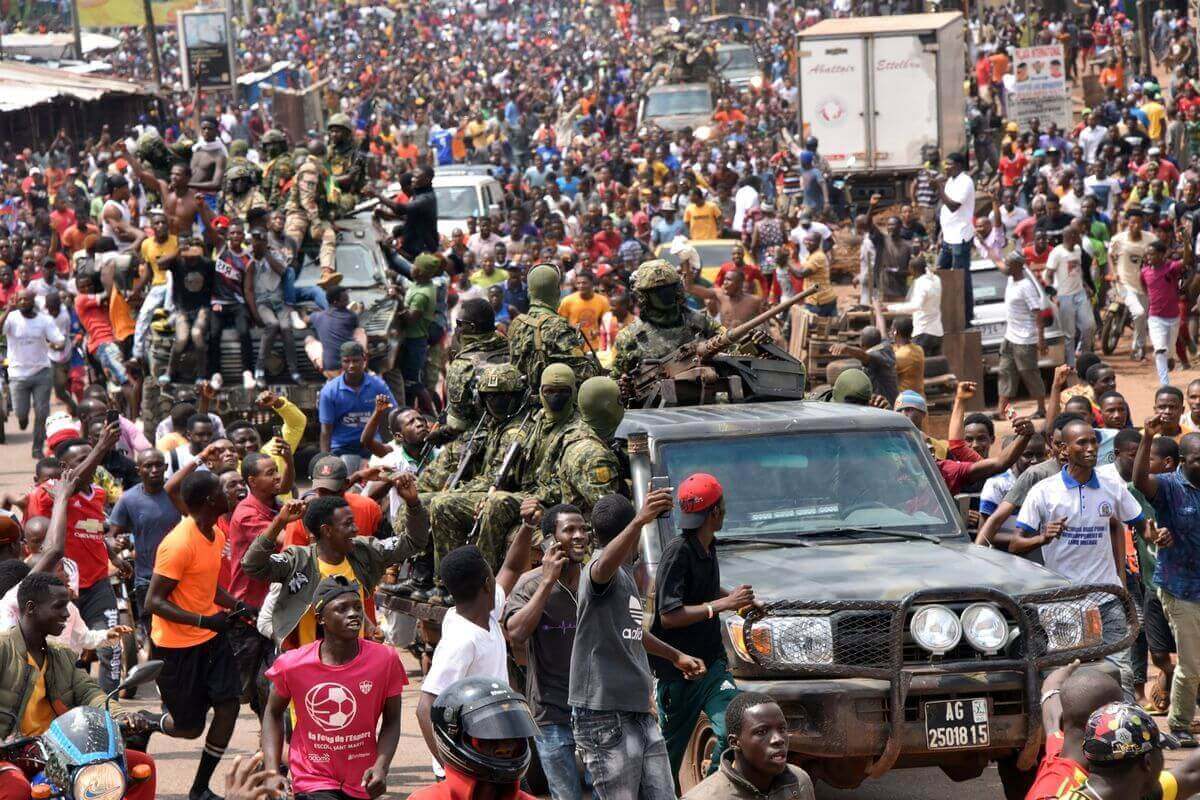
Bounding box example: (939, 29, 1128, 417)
(618, 401, 1135, 795)
(141, 207, 403, 445)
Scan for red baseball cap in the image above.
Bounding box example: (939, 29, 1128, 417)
(678, 473, 723, 528)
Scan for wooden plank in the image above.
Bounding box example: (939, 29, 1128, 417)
(940, 329, 985, 411)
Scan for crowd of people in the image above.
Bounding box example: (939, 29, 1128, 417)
(3, 0, 1200, 797)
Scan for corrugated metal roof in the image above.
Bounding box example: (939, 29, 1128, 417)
(0, 61, 154, 112)
(798, 11, 962, 37)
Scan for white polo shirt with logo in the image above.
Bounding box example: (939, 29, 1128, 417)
(1015, 466, 1144, 588)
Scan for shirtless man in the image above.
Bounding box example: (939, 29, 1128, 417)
(126, 152, 214, 240)
(682, 261, 764, 327)
(190, 116, 227, 210)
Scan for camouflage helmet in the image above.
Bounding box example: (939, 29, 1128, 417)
(261, 128, 288, 146)
(327, 113, 353, 131)
(225, 162, 252, 181)
(631, 259, 681, 291)
(476, 363, 524, 394)
(229, 139, 249, 158)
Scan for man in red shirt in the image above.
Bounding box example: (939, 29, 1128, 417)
(281, 456, 384, 546)
(26, 422, 127, 692)
(225, 452, 286, 717)
(74, 270, 129, 390)
(1025, 662, 1123, 799)
(714, 244, 768, 295)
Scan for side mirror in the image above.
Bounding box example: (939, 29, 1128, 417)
(121, 660, 164, 691)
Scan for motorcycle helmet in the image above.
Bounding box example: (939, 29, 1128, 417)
(804, 135, 819, 151)
(431, 677, 539, 783)
(42, 707, 126, 800)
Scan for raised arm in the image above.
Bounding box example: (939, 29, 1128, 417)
(964, 417, 1034, 481)
(1132, 415, 1163, 500)
(590, 486, 672, 586)
(947, 381, 978, 442)
(496, 498, 536, 596)
(359, 394, 394, 458)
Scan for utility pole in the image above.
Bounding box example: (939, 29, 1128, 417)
(1136, 0, 1150, 76)
(141, 0, 163, 87)
(70, 0, 83, 60)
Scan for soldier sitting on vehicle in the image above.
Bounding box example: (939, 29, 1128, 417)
(283, 139, 342, 291)
(507, 263, 597, 387)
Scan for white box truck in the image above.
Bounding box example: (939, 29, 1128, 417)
(797, 12, 966, 197)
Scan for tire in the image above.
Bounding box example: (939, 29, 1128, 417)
(679, 713, 718, 795)
(1100, 307, 1125, 355)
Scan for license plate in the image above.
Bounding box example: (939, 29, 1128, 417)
(977, 322, 1005, 338)
(925, 698, 990, 750)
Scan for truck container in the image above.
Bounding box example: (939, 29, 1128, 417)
(797, 12, 966, 198)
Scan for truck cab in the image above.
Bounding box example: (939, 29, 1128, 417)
(432, 165, 508, 240)
(639, 83, 715, 132)
(618, 401, 1134, 793)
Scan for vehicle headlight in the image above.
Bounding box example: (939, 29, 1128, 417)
(1038, 602, 1083, 650)
(73, 762, 126, 800)
(728, 615, 833, 666)
(961, 603, 1010, 654)
(910, 605, 962, 655)
(750, 74, 764, 89)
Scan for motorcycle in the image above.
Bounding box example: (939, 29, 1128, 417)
(1100, 283, 1130, 356)
(0, 660, 162, 800)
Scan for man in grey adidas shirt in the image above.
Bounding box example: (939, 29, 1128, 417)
(570, 490, 705, 800)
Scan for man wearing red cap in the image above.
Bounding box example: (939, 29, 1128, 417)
(650, 472, 756, 785)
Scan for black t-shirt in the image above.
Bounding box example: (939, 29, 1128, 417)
(649, 533, 724, 680)
(170, 256, 216, 312)
(502, 568, 578, 726)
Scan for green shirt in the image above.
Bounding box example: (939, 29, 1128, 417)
(1128, 482, 1159, 592)
(403, 282, 436, 340)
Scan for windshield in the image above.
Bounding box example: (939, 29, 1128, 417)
(296, 243, 379, 289)
(644, 89, 712, 118)
(658, 430, 957, 538)
(434, 185, 484, 219)
(719, 47, 757, 71)
(971, 268, 1007, 305)
(658, 243, 737, 269)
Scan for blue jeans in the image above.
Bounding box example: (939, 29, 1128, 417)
(572, 709, 675, 800)
(1057, 290, 1095, 368)
(95, 341, 129, 385)
(1101, 597, 1133, 699)
(535, 722, 591, 800)
(134, 282, 173, 359)
(283, 267, 328, 310)
(806, 301, 838, 317)
(939, 240, 974, 326)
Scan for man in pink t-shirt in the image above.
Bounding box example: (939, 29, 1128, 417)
(1141, 239, 1186, 385)
(262, 576, 407, 800)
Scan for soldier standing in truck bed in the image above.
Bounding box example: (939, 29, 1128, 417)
(327, 113, 368, 216)
(259, 129, 295, 209)
(612, 258, 721, 386)
(507, 263, 597, 387)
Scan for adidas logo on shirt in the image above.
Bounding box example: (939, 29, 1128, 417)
(623, 595, 644, 641)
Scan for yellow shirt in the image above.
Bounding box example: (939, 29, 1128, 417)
(684, 201, 722, 240)
(1141, 101, 1166, 141)
(558, 292, 611, 350)
(296, 558, 364, 646)
(803, 251, 837, 306)
(140, 235, 178, 286)
(20, 654, 54, 736)
(894, 343, 926, 395)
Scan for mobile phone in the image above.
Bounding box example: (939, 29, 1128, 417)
(649, 476, 673, 519)
(271, 424, 283, 441)
(105, 410, 120, 426)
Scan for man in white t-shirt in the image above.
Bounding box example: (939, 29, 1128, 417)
(936, 152, 976, 325)
(1, 290, 66, 457)
(42, 290, 76, 417)
(1015, 417, 1144, 692)
(1044, 224, 1093, 369)
(888, 256, 944, 354)
(997, 252, 1049, 419)
(998, 188, 1031, 238)
(789, 213, 833, 259)
(416, 511, 532, 778)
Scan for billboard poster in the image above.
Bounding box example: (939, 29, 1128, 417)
(178, 8, 235, 90)
(1009, 45, 1071, 131)
(77, 0, 197, 28)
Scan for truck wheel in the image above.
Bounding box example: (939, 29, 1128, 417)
(679, 713, 718, 794)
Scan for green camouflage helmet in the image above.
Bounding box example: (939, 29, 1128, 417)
(327, 113, 353, 131)
(632, 259, 681, 291)
(225, 162, 252, 181)
(261, 128, 287, 145)
(229, 139, 249, 158)
(477, 363, 524, 394)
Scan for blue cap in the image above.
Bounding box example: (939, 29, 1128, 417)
(895, 390, 928, 413)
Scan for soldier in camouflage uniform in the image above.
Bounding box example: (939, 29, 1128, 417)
(227, 139, 262, 187)
(326, 113, 368, 216)
(444, 298, 510, 433)
(556, 376, 626, 514)
(283, 138, 342, 288)
(507, 263, 598, 387)
(427, 363, 531, 601)
(259, 129, 294, 209)
(220, 162, 267, 222)
(612, 258, 722, 384)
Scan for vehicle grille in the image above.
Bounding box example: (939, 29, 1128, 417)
(832, 604, 1023, 668)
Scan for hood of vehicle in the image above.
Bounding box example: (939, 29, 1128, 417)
(715, 539, 1070, 602)
(721, 68, 761, 85)
(645, 112, 713, 131)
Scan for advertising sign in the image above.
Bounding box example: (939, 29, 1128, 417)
(178, 8, 235, 90)
(1009, 45, 1071, 131)
(77, 0, 197, 28)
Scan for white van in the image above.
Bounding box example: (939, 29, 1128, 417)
(431, 165, 507, 240)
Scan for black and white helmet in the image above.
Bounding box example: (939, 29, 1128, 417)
(431, 678, 539, 784)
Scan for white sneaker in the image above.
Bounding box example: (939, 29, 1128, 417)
(291, 311, 306, 331)
(210, 373, 224, 391)
(242, 370, 256, 390)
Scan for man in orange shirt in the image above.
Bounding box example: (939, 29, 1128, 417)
(145, 470, 248, 800)
(558, 272, 611, 350)
(281, 455, 384, 546)
(396, 131, 420, 167)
